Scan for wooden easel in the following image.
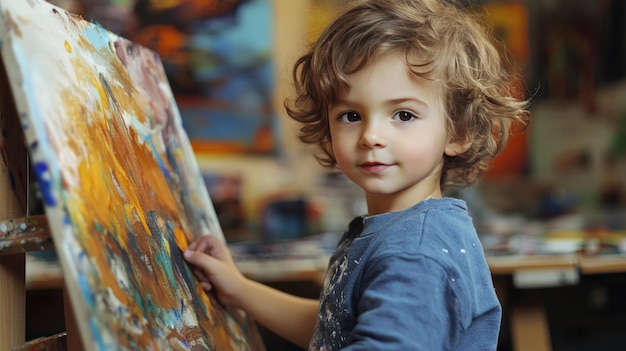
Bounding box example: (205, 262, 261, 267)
(0, 57, 82, 351)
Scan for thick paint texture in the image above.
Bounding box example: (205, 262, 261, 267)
(0, 0, 263, 349)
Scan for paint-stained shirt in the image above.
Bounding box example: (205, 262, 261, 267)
(309, 197, 501, 351)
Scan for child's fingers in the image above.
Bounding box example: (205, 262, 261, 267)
(192, 236, 212, 253)
(183, 248, 220, 276)
(193, 268, 209, 283)
(190, 235, 219, 253)
(194, 236, 230, 261)
(187, 239, 200, 251)
(200, 281, 212, 292)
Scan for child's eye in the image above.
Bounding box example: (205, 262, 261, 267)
(393, 111, 417, 122)
(338, 111, 361, 123)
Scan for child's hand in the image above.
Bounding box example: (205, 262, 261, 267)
(183, 235, 248, 308)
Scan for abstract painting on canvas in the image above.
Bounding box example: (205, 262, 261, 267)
(0, 0, 264, 349)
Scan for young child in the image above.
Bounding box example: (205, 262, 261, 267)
(184, 0, 529, 349)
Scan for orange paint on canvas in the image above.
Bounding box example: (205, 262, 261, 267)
(0, 0, 264, 349)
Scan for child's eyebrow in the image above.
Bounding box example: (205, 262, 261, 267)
(333, 97, 428, 106)
(330, 96, 430, 112)
(386, 97, 429, 107)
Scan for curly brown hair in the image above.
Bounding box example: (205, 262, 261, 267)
(284, 0, 529, 189)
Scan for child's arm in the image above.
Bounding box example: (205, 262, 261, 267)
(183, 235, 319, 348)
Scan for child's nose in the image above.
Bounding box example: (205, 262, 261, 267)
(359, 121, 386, 148)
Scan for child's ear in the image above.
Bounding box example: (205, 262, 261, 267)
(444, 138, 472, 156)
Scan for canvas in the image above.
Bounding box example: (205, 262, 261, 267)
(0, 0, 265, 349)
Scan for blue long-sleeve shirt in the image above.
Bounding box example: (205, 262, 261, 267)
(310, 197, 501, 350)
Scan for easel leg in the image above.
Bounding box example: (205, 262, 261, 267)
(510, 293, 552, 351)
(1, 62, 28, 349)
(63, 287, 85, 351)
(0, 253, 26, 350)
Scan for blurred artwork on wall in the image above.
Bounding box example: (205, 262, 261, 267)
(482, 1, 531, 180)
(51, 0, 277, 155)
(530, 100, 626, 211)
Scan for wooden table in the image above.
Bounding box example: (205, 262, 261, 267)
(22, 243, 626, 351)
(578, 252, 626, 275)
(488, 254, 578, 351)
(488, 252, 626, 351)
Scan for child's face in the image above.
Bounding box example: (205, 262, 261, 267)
(328, 53, 465, 214)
